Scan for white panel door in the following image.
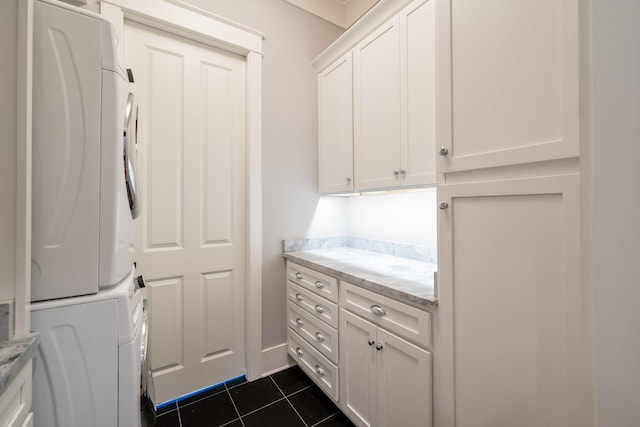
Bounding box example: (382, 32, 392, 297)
(318, 52, 354, 194)
(354, 16, 401, 191)
(437, 175, 586, 427)
(125, 21, 246, 403)
(437, 0, 579, 173)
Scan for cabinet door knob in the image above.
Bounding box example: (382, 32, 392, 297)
(399, 169, 406, 175)
(295, 294, 303, 301)
(368, 338, 375, 346)
(315, 332, 325, 342)
(295, 272, 303, 280)
(315, 305, 324, 314)
(295, 318, 304, 327)
(296, 348, 304, 357)
(439, 201, 449, 210)
(346, 177, 352, 183)
(376, 343, 384, 351)
(439, 146, 449, 156)
(370, 305, 386, 316)
(314, 281, 325, 289)
(393, 170, 400, 176)
(315, 365, 325, 377)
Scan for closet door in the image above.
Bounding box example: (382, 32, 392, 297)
(125, 21, 247, 404)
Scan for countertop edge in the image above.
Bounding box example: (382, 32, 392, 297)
(283, 252, 438, 310)
(0, 333, 40, 397)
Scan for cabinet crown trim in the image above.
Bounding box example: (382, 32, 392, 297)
(312, 0, 415, 72)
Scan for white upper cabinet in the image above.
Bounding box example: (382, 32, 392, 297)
(315, 0, 436, 193)
(400, 0, 436, 186)
(437, 0, 579, 173)
(318, 52, 354, 194)
(354, 15, 402, 190)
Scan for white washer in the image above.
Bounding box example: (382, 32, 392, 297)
(31, 268, 145, 427)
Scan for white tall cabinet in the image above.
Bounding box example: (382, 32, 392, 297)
(436, 0, 591, 426)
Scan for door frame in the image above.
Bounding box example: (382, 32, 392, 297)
(101, 0, 264, 381)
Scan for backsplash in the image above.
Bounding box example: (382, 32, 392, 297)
(283, 236, 437, 263)
(0, 300, 14, 341)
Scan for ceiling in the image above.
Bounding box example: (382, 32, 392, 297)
(283, 0, 381, 29)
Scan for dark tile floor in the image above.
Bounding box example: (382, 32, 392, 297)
(141, 365, 355, 427)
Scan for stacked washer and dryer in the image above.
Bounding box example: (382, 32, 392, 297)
(30, 0, 146, 426)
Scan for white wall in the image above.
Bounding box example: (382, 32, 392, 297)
(0, 0, 18, 301)
(592, 0, 640, 424)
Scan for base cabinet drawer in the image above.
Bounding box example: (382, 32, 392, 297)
(287, 301, 339, 363)
(288, 328, 339, 401)
(288, 282, 339, 328)
(341, 281, 431, 348)
(288, 262, 339, 303)
(0, 359, 33, 427)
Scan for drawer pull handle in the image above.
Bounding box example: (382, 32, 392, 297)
(295, 294, 304, 301)
(368, 338, 375, 346)
(371, 305, 387, 316)
(295, 318, 304, 327)
(315, 281, 325, 289)
(315, 365, 325, 377)
(315, 333, 325, 342)
(315, 305, 324, 314)
(376, 343, 384, 351)
(295, 272, 304, 280)
(296, 348, 304, 358)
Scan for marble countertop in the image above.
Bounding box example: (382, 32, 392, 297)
(0, 334, 39, 396)
(284, 247, 438, 309)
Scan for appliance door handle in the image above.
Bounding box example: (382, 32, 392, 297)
(123, 94, 140, 219)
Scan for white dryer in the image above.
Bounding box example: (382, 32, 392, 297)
(31, 0, 140, 301)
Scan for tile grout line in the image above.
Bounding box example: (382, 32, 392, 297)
(269, 376, 309, 427)
(224, 382, 246, 427)
(177, 405, 183, 427)
(309, 410, 340, 427)
(177, 387, 228, 410)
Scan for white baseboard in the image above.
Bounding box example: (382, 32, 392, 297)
(261, 343, 294, 377)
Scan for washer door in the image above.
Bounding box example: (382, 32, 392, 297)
(124, 93, 140, 219)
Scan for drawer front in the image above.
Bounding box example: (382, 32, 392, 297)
(340, 282, 432, 348)
(288, 282, 338, 328)
(287, 300, 339, 364)
(0, 359, 32, 427)
(288, 328, 339, 401)
(287, 262, 339, 303)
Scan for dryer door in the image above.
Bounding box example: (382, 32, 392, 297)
(124, 93, 140, 219)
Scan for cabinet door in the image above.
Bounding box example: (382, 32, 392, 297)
(438, 175, 588, 427)
(354, 16, 401, 191)
(318, 52, 354, 194)
(437, 0, 579, 173)
(340, 309, 378, 427)
(400, 0, 436, 186)
(377, 328, 432, 427)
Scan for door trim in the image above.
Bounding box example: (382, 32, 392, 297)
(101, 0, 263, 381)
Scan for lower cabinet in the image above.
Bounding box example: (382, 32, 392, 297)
(340, 309, 432, 427)
(0, 359, 33, 427)
(285, 260, 435, 427)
